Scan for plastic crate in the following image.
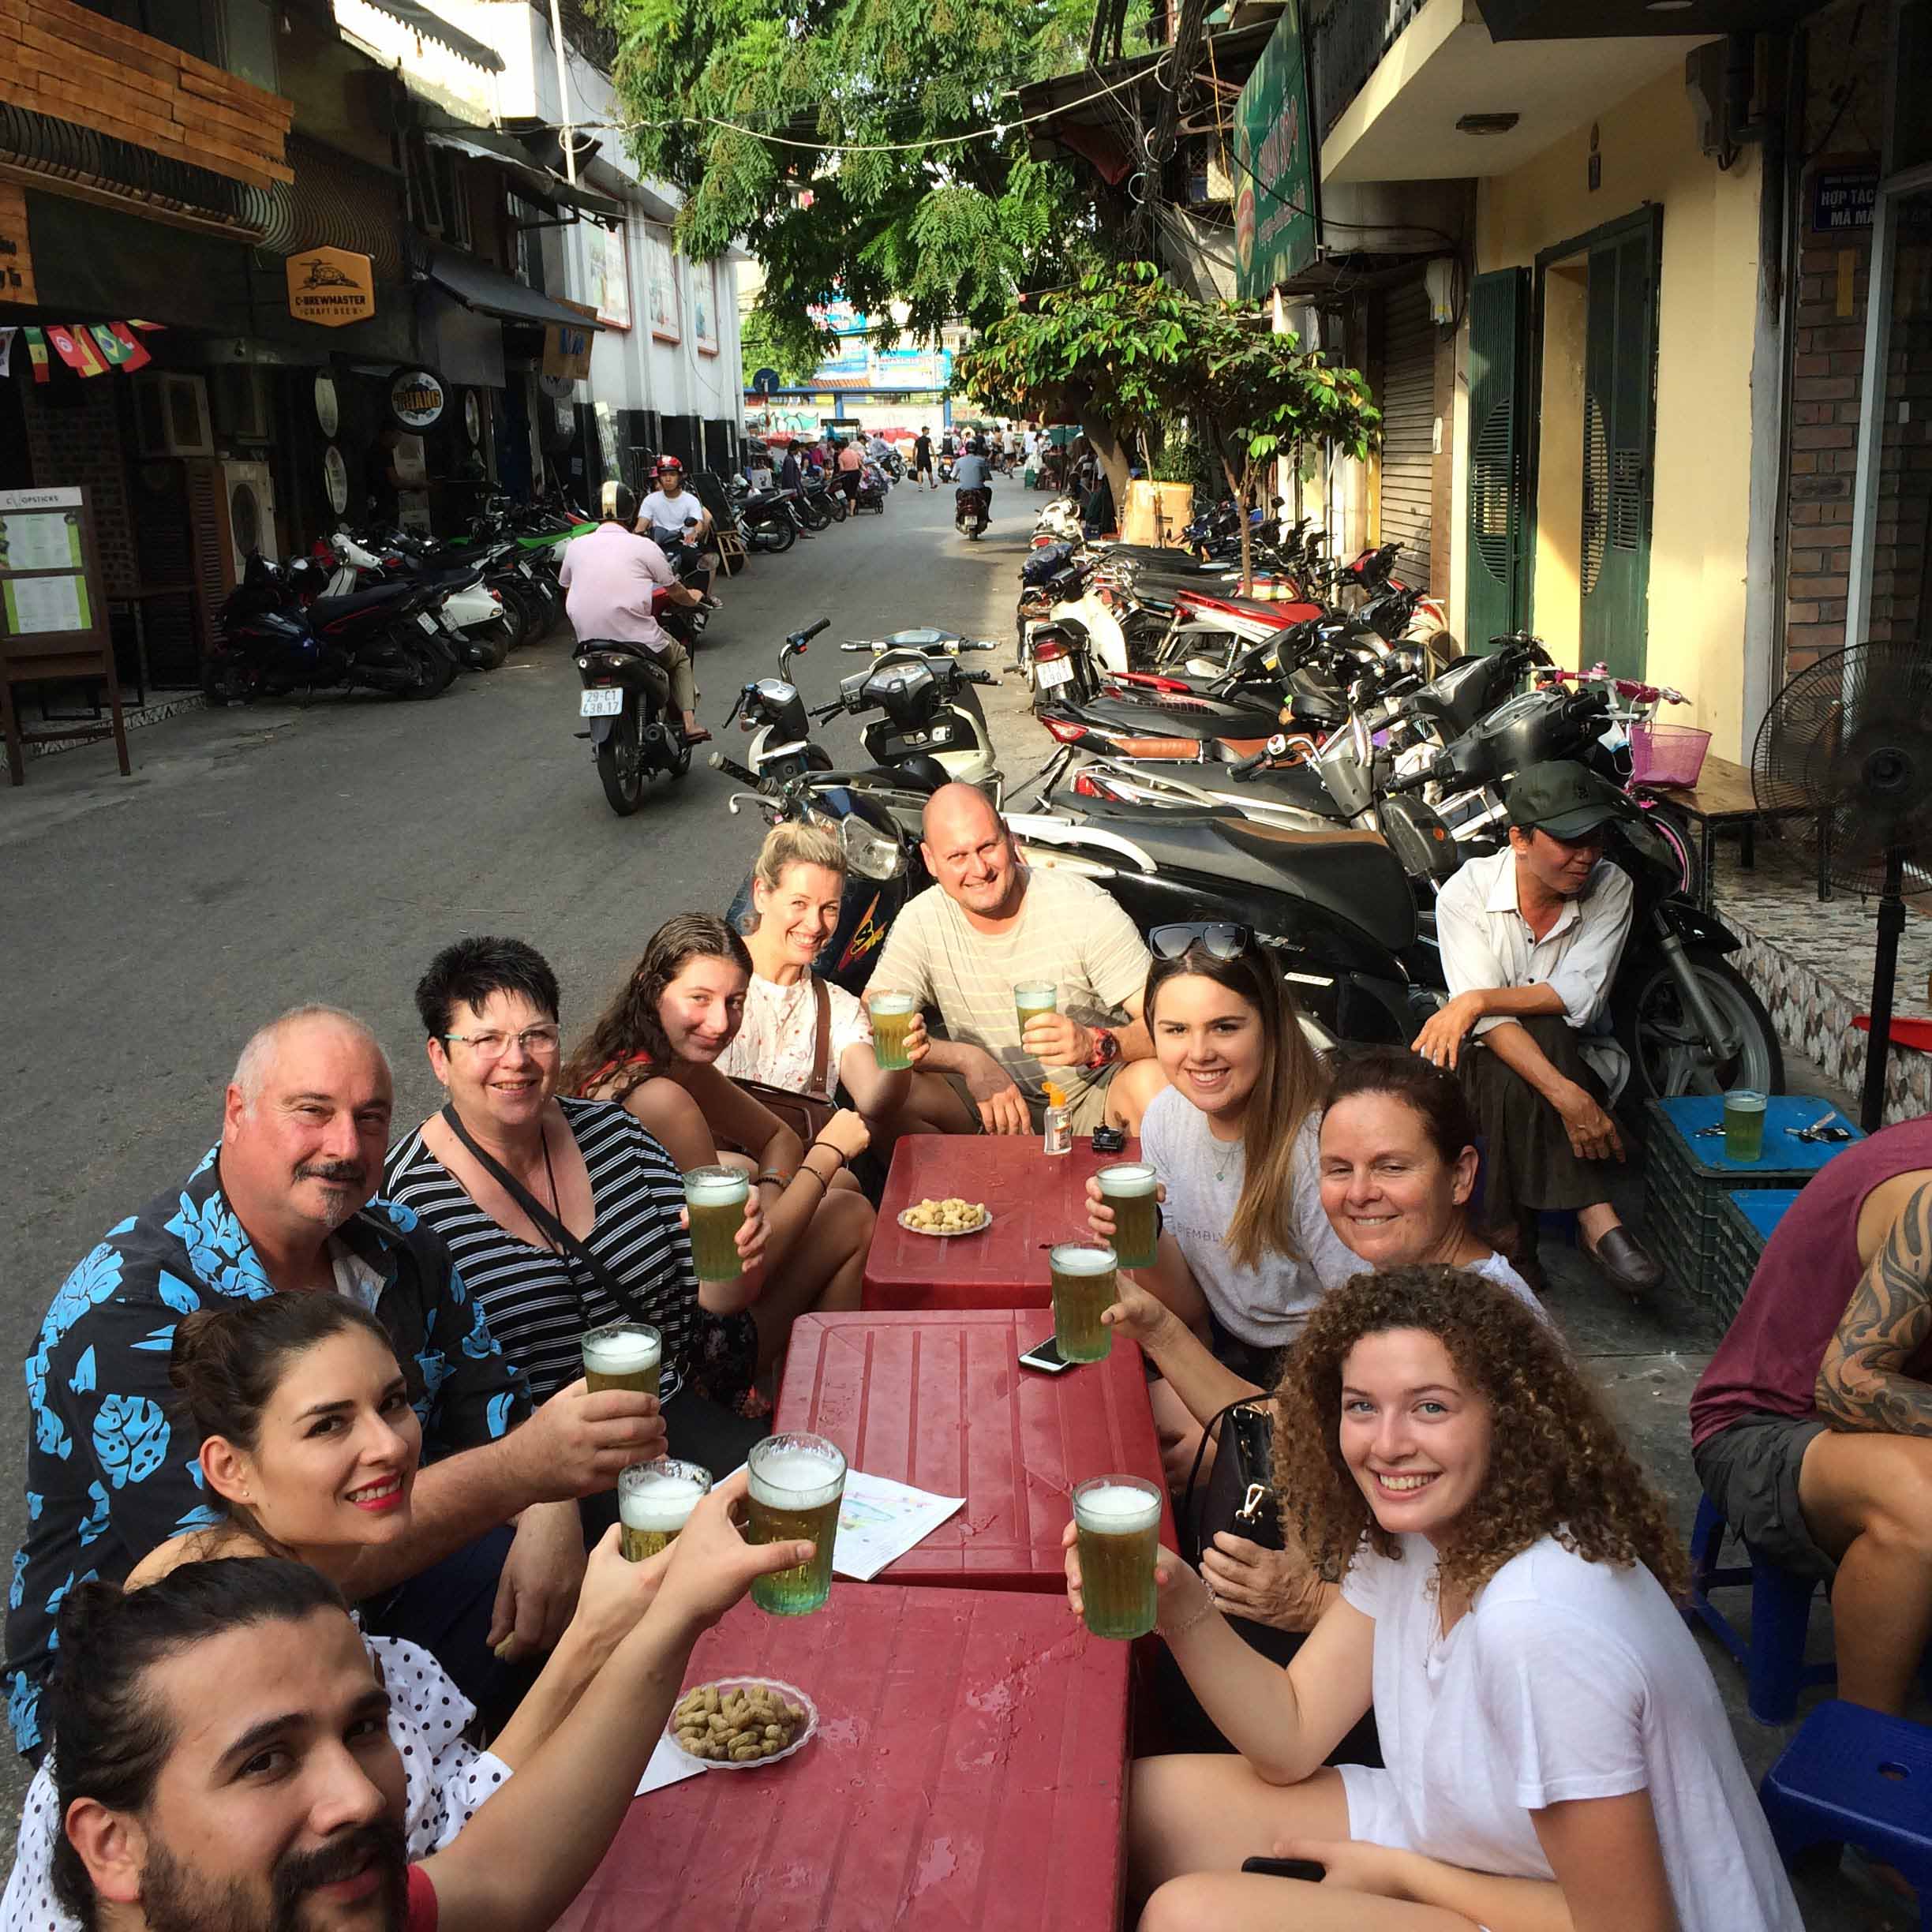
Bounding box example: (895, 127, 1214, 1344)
(1709, 1188, 1803, 1329)
(1643, 1098, 1863, 1317)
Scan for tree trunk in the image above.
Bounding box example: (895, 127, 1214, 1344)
(1077, 407, 1131, 535)
(1222, 453, 1252, 597)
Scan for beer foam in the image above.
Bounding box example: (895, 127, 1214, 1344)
(867, 991, 916, 1014)
(1050, 1243, 1118, 1276)
(1096, 1163, 1157, 1196)
(1075, 1483, 1163, 1533)
(583, 1328, 660, 1373)
(620, 1471, 705, 1532)
(749, 1448, 844, 1506)
(684, 1168, 749, 1206)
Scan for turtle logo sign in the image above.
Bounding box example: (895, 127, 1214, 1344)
(285, 248, 375, 327)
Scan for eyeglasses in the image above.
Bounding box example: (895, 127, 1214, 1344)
(441, 1026, 562, 1061)
(1150, 923, 1254, 961)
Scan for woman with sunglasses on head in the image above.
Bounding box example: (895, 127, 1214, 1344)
(2, 1291, 687, 1930)
(563, 915, 874, 1372)
(1071, 1266, 1800, 1932)
(1091, 1048, 1544, 1636)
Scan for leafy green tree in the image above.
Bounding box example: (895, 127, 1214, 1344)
(605, 0, 1125, 342)
(738, 302, 833, 386)
(952, 263, 1196, 514)
(1177, 309, 1379, 593)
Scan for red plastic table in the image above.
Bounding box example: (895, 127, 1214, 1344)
(773, 1308, 1175, 1590)
(554, 1584, 1131, 1932)
(863, 1134, 1142, 1311)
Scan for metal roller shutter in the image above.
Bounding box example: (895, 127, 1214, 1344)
(1377, 278, 1436, 593)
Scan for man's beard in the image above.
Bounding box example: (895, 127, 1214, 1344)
(138, 1819, 409, 1932)
(292, 1159, 369, 1230)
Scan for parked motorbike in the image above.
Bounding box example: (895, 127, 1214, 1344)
(206, 554, 459, 703)
(955, 486, 991, 539)
(731, 481, 803, 552)
(322, 530, 516, 668)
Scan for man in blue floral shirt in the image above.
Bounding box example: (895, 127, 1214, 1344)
(6, 1006, 669, 1757)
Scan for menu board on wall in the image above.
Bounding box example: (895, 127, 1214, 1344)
(645, 228, 680, 343)
(0, 485, 128, 785)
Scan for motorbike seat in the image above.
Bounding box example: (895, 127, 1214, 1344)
(1054, 804, 1415, 953)
(1208, 750, 1348, 819)
(576, 638, 670, 701)
(307, 582, 422, 627)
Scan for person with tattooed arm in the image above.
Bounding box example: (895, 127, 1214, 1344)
(1690, 1115, 1932, 1713)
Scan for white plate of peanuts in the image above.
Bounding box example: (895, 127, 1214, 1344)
(667, 1678, 818, 1770)
(897, 1198, 992, 1237)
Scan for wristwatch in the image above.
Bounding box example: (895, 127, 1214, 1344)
(1083, 1027, 1121, 1073)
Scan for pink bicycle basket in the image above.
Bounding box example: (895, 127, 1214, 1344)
(1629, 721, 1711, 788)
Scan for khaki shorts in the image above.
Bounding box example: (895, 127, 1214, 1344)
(1691, 1410, 1837, 1578)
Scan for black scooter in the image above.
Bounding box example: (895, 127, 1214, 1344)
(573, 637, 691, 816)
(955, 487, 990, 539)
(204, 555, 459, 703)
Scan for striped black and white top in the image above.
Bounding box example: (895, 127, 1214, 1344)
(384, 1098, 701, 1406)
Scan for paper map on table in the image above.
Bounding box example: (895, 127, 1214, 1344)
(636, 1732, 706, 1798)
(833, 1470, 965, 1581)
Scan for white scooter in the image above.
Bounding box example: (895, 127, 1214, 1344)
(327, 532, 511, 668)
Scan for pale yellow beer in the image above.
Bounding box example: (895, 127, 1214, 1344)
(683, 1166, 749, 1284)
(1096, 1162, 1159, 1270)
(747, 1433, 846, 1615)
(868, 990, 917, 1071)
(618, 1458, 711, 1559)
(1014, 981, 1058, 1032)
(582, 1322, 661, 1399)
(1073, 1476, 1163, 1639)
(1050, 1241, 1118, 1363)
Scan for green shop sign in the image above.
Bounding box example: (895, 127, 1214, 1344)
(1232, 0, 1317, 298)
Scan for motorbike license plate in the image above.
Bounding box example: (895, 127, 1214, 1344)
(416, 612, 440, 635)
(1035, 657, 1076, 690)
(579, 687, 624, 717)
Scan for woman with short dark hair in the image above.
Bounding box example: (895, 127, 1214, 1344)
(385, 934, 768, 1427)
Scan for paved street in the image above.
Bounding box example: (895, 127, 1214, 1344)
(0, 475, 1041, 1812)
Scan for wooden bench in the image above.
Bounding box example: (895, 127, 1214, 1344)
(1633, 751, 1818, 910)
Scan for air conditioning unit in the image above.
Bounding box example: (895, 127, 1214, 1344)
(217, 459, 277, 580)
(209, 365, 272, 444)
(133, 373, 214, 459)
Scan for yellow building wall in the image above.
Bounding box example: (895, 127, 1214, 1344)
(1477, 64, 1762, 756)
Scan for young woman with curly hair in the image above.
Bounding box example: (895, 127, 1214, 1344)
(1069, 1265, 1800, 1932)
(562, 914, 873, 1374)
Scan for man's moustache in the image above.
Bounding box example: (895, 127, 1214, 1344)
(272, 1820, 407, 1922)
(295, 1160, 367, 1186)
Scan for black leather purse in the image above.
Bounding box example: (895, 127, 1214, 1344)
(1182, 1395, 1282, 1567)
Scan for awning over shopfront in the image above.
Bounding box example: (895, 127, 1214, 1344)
(419, 244, 608, 330)
(421, 128, 627, 225)
(356, 0, 503, 70)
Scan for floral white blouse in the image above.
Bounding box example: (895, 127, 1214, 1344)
(716, 972, 871, 1099)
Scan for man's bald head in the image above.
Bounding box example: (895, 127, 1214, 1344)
(921, 781, 1005, 852)
(919, 783, 1023, 923)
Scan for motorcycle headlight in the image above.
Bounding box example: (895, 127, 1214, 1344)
(840, 814, 905, 882)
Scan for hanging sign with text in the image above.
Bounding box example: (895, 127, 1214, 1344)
(286, 246, 376, 327)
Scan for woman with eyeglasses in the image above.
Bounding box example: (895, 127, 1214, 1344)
(384, 936, 770, 1451)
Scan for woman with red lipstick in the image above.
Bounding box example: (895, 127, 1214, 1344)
(4, 1292, 686, 1931)
(566, 915, 874, 1370)
(1070, 1267, 1803, 1932)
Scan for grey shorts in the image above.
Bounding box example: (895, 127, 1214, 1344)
(1691, 1410, 1837, 1578)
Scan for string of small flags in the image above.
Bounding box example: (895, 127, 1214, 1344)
(0, 320, 165, 383)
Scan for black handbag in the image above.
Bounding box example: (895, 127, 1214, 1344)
(436, 1106, 768, 1473)
(1182, 1396, 1282, 1567)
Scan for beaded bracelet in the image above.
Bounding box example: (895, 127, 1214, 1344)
(1160, 1593, 1217, 1642)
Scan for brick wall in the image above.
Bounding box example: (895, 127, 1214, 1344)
(1867, 242, 1932, 643)
(1784, 224, 1867, 673)
(21, 377, 138, 597)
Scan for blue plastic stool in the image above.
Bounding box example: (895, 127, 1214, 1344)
(1686, 1496, 1835, 1724)
(1760, 1700, 1932, 1909)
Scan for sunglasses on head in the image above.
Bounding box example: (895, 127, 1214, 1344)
(1150, 922, 1255, 962)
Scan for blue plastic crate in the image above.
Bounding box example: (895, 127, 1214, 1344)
(1710, 1188, 1803, 1329)
(1643, 1098, 1863, 1316)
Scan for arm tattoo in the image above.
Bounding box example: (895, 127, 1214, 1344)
(1818, 1181, 1932, 1435)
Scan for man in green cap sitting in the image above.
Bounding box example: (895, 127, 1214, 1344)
(1413, 759, 1661, 1297)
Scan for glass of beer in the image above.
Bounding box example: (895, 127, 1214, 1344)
(747, 1433, 846, 1616)
(581, 1322, 661, 1399)
(1072, 1475, 1163, 1639)
(868, 990, 917, 1071)
(683, 1166, 749, 1283)
(1724, 1089, 1768, 1162)
(1095, 1163, 1159, 1269)
(1014, 981, 1058, 1032)
(618, 1458, 712, 1559)
(1050, 1241, 1118, 1363)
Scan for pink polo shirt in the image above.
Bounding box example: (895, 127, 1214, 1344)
(558, 522, 676, 653)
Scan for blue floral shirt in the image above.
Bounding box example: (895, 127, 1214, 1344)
(4, 1146, 531, 1755)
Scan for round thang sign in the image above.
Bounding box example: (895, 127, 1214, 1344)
(388, 367, 447, 432)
